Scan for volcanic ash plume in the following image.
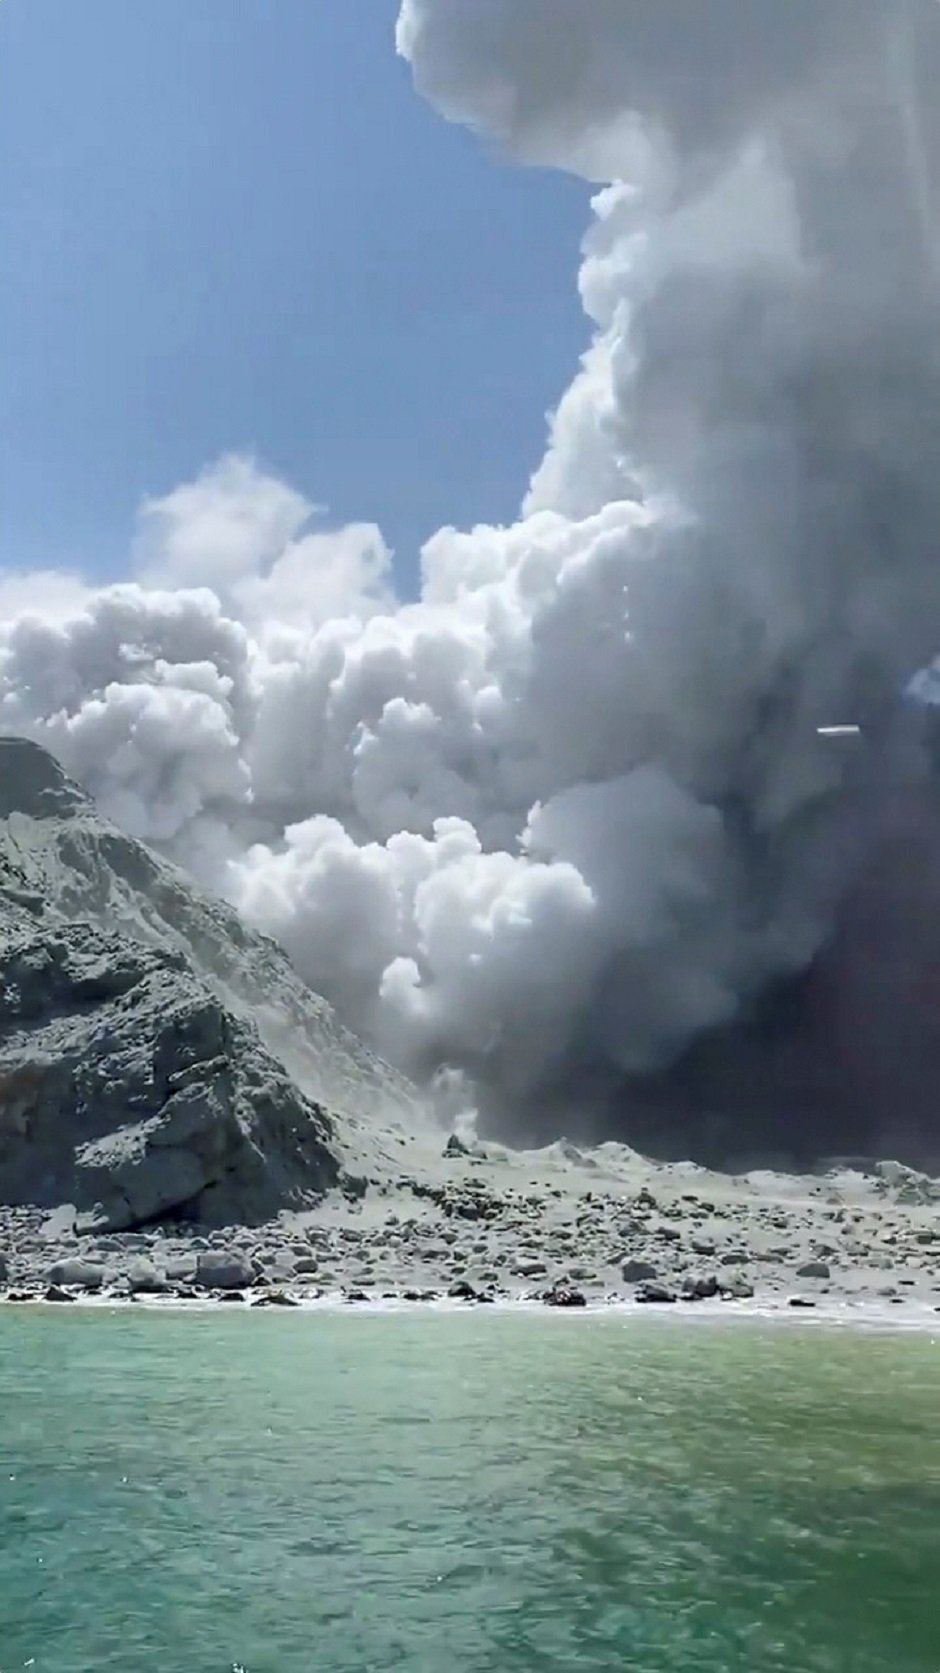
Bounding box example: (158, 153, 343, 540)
(2, 2, 940, 1148)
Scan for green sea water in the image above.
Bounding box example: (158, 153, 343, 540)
(2, 1309, 939, 1673)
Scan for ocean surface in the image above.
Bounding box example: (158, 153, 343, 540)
(2, 1308, 939, 1673)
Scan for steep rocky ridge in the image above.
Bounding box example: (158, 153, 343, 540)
(0, 736, 422, 1229)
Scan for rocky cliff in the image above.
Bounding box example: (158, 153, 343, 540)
(0, 736, 421, 1231)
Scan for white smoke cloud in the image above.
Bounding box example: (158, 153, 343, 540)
(134, 454, 315, 594)
(136, 453, 395, 629)
(2, 2, 940, 1138)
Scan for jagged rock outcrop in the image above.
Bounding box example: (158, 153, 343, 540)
(0, 736, 419, 1230)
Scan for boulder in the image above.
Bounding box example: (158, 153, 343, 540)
(622, 1258, 658, 1283)
(635, 1281, 677, 1304)
(0, 1251, 8, 1285)
(796, 1260, 831, 1280)
(46, 1258, 107, 1291)
(543, 1284, 587, 1308)
(682, 1273, 720, 1300)
(126, 1258, 169, 1295)
(720, 1274, 755, 1300)
(194, 1251, 255, 1291)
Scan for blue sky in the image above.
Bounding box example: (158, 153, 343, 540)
(1, 0, 590, 594)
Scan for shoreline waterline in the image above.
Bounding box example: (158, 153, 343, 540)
(5, 1288, 940, 1335)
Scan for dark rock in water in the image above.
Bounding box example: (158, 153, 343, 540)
(0, 1252, 7, 1285)
(194, 1251, 254, 1291)
(254, 1291, 299, 1308)
(444, 1133, 469, 1158)
(621, 1258, 658, 1283)
(47, 1258, 106, 1291)
(720, 1275, 755, 1300)
(44, 1283, 74, 1302)
(788, 1296, 818, 1309)
(447, 1279, 477, 1300)
(682, 1273, 719, 1301)
(796, 1260, 831, 1280)
(635, 1281, 677, 1304)
(216, 1290, 246, 1303)
(543, 1284, 587, 1309)
(344, 1289, 370, 1304)
(6, 1289, 35, 1302)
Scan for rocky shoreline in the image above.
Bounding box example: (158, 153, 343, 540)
(5, 1141, 940, 1322)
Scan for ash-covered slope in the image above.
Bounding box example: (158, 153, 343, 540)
(0, 737, 422, 1229)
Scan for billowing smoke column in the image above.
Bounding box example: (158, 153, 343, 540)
(2, 2, 940, 1152)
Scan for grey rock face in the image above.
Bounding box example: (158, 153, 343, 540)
(0, 738, 88, 822)
(0, 737, 419, 1137)
(0, 920, 339, 1232)
(622, 1258, 658, 1283)
(0, 737, 421, 1233)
